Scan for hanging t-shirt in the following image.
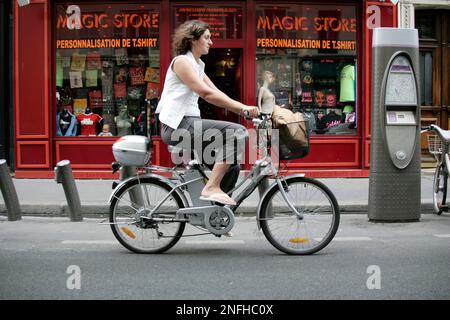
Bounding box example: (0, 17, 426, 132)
(57, 111, 77, 136)
(339, 65, 355, 102)
(320, 112, 342, 130)
(77, 113, 102, 136)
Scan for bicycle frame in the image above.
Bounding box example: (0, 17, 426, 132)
(106, 116, 340, 255)
(108, 116, 304, 226)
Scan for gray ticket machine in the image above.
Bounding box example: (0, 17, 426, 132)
(368, 28, 421, 221)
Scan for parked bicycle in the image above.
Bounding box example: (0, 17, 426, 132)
(104, 114, 340, 255)
(423, 124, 450, 215)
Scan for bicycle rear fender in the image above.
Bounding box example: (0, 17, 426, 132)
(255, 174, 305, 230)
(108, 173, 190, 208)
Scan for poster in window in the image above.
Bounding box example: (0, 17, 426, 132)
(86, 51, 102, 70)
(85, 70, 98, 87)
(71, 53, 86, 71)
(148, 50, 160, 68)
(115, 48, 129, 66)
(61, 56, 71, 68)
(114, 83, 127, 99)
(130, 67, 145, 86)
(146, 83, 159, 100)
(144, 67, 160, 83)
(130, 54, 146, 67)
(127, 86, 145, 100)
(114, 66, 128, 83)
(56, 54, 63, 87)
(73, 98, 87, 116)
(69, 71, 83, 89)
(89, 90, 102, 109)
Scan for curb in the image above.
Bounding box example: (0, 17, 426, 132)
(0, 202, 435, 218)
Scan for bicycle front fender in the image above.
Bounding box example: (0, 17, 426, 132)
(255, 174, 305, 230)
(445, 153, 450, 175)
(108, 173, 190, 208)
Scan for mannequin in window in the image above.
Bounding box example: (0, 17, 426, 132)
(76, 107, 103, 136)
(115, 105, 135, 136)
(258, 70, 276, 115)
(57, 107, 77, 136)
(98, 123, 113, 137)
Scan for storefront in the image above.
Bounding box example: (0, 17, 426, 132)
(13, 0, 397, 178)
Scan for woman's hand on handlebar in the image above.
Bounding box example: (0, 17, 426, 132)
(241, 106, 260, 118)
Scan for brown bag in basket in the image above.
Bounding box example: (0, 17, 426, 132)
(271, 105, 309, 156)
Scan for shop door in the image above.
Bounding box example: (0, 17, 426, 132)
(416, 10, 450, 164)
(199, 48, 242, 124)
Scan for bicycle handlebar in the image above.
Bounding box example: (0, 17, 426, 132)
(421, 124, 438, 133)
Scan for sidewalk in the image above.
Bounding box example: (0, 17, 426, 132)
(0, 169, 436, 217)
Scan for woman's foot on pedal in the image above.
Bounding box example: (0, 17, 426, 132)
(199, 191, 236, 206)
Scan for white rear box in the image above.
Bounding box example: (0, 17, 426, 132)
(112, 135, 151, 166)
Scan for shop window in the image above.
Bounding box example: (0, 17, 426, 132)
(419, 51, 433, 106)
(55, 2, 160, 138)
(171, 4, 244, 123)
(255, 4, 358, 135)
(172, 4, 243, 39)
(416, 14, 436, 40)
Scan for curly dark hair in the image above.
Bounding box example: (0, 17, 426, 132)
(172, 20, 210, 56)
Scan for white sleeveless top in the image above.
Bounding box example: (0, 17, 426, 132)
(155, 51, 204, 129)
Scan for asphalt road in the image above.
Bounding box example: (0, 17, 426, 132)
(0, 214, 449, 300)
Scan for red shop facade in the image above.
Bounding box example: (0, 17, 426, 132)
(13, 0, 397, 179)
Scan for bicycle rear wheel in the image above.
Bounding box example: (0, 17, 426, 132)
(109, 177, 186, 253)
(259, 176, 339, 255)
(433, 163, 447, 215)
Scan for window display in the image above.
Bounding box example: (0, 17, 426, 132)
(258, 71, 276, 114)
(256, 4, 357, 135)
(55, 2, 160, 137)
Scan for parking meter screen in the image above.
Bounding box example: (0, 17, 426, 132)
(385, 56, 417, 105)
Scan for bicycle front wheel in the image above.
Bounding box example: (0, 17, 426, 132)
(259, 176, 339, 255)
(109, 177, 186, 253)
(433, 163, 447, 215)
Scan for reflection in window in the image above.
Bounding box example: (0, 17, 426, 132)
(419, 51, 433, 106)
(55, 3, 160, 137)
(416, 14, 436, 40)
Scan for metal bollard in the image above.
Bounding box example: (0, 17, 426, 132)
(120, 165, 144, 205)
(0, 159, 22, 221)
(54, 160, 83, 222)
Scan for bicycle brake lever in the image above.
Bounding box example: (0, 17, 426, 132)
(243, 110, 252, 119)
(111, 162, 121, 174)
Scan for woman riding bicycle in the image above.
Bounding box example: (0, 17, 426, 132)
(156, 20, 260, 206)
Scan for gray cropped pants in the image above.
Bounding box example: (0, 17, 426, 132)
(161, 116, 248, 193)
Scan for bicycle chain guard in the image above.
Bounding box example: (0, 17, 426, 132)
(204, 206, 235, 236)
(175, 205, 235, 236)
